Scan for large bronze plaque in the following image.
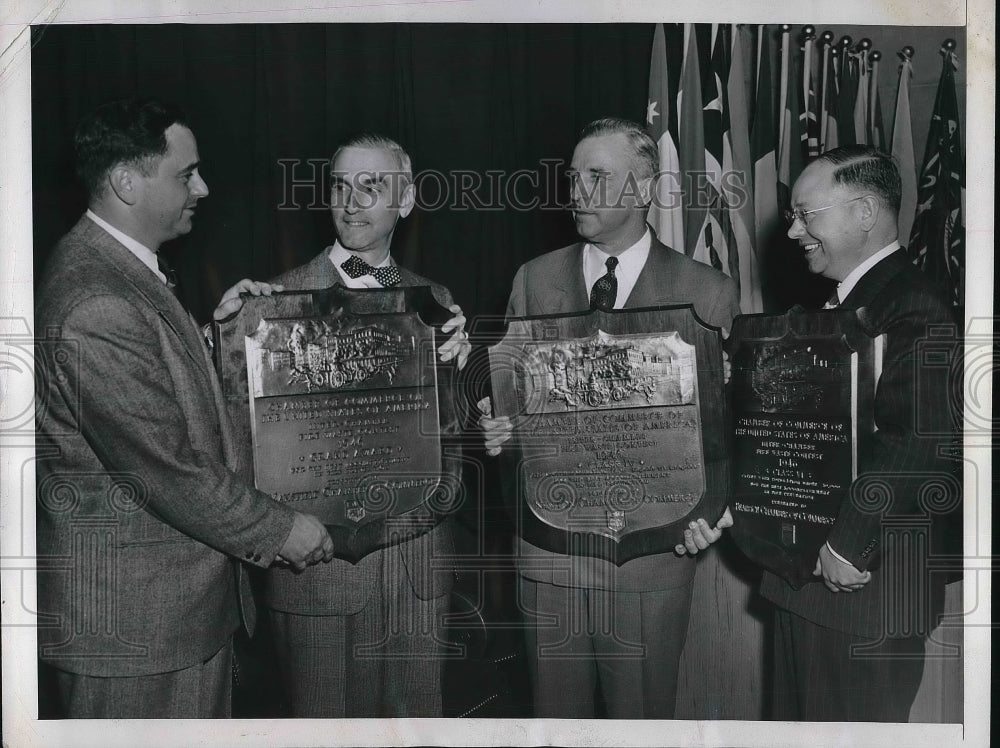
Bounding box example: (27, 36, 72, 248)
(729, 307, 879, 588)
(214, 286, 461, 563)
(489, 305, 729, 565)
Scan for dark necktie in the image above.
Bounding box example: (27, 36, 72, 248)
(825, 288, 841, 308)
(340, 254, 402, 287)
(590, 256, 619, 309)
(157, 253, 184, 306)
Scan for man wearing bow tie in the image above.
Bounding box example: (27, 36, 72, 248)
(255, 133, 470, 717)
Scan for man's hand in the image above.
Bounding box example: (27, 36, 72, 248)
(477, 396, 512, 457)
(813, 544, 871, 593)
(276, 512, 335, 572)
(213, 279, 285, 322)
(674, 506, 734, 556)
(438, 304, 471, 370)
(722, 327, 732, 385)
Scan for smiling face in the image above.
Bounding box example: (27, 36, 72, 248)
(329, 146, 414, 264)
(568, 133, 651, 254)
(131, 123, 209, 249)
(787, 160, 871, 282)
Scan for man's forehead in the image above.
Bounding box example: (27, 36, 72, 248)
(793, 162, 837, 203)
(332, 146, 400, 176)
(570, 133, 629, 171)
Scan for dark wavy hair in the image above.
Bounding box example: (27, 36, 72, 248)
(74, 97, 188, 200)
(814, 145, 902, 216)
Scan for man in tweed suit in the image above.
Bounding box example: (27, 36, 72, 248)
(480, 118, 736, 718)
(251, 133, 469, 717)
(35, 98, 334, 719)
(758, 146, 960, 721)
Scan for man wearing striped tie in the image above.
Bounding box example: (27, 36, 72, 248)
(235, 133, 470, 717)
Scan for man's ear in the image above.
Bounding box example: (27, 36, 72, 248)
(398, 181, 416, 219)
(637, 175, 654, 208)
(857, 194, 880, 231)
(108, 165, 138, 206)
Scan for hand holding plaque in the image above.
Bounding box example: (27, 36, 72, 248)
(489, 304, 730, 565)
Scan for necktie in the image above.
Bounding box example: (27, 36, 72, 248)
(340, 254, 402, 287)
(825, 288, 841, 309)
(157, 253, 184, 306)
(590, 256, 619, 309)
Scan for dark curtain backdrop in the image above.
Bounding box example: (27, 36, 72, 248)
(31, 23, 653, 324)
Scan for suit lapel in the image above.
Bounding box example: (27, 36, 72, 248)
(544, 243, 588, 313)
(841, 251, 908, 309)
(82, 219, 211, 376)
(624, 236, 674, 308)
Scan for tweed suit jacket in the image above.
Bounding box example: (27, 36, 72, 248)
(261, 249, 455, 614)
(760, 250, 960, 638)
(505, 230, 741, 592)
(35, 216, 297, 677)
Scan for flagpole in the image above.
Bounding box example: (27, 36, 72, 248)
(853, 37, 871, 144)
(819, 31, 834, 152)
(869, 50, 882, 148)
(778, 24, 790, 149)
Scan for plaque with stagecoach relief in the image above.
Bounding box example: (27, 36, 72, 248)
(729, 306, 880, 588)
(488, 304, 729, 564)
(213, 285, 461, 563)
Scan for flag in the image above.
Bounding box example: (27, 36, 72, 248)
(678, 23, 707, 257)
(751, 25, 779, 297)
(819, 37, 839, 152)
(852, 44, 870, 145)
(801, 30, 821, 158)
(908, 42, 965, 306)
(777, 25, 804, 209)
(868, 51, 886, 149)
(891, 48, 917, 246)
(646, 23, 685, 252)
(727, 24, 763, 313)
(836, 37, 858, 145)
(690, 23, 735, 277)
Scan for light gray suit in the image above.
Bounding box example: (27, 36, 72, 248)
(505, 232, 740, 717)
(262, 249, 455, 717)
(35, 216, 297, 717)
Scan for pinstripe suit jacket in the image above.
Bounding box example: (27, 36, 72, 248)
(261, 249, 455, 614)
(35, 216, 297, 677)
(760, 250, 960, 638)
(505, 231, 741, 592)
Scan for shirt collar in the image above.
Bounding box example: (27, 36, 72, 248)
(837, 241, 901, 301)
(327, 241, 392, 271)
(584, 228, 651, 279)
(86, 209, 166, 284)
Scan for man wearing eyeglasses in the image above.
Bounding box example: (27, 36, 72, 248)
(755, 145, 960, 721)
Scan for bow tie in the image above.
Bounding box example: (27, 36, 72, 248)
(340, 254, 402, 287)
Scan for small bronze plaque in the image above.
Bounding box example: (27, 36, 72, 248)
(729, 307, 879, 588)
(489, 305, 729, 565)
(214, 286, 461, 562)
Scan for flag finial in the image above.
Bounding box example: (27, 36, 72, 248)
(899, 46, 915, 62)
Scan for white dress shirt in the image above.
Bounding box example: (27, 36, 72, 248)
(582, 229, 651, 309)
(832, 241, 901, 306)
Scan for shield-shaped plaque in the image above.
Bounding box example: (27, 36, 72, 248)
(728, 306, 880, 588)
(214, 285, 461, 563)
(488, 304, 729, 565)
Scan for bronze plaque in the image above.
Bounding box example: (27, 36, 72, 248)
(214, 286, 461, 562)
(489, 305, 729, 565)
(729, 306, 879, 588)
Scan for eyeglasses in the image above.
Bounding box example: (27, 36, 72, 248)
(783, 195, 869, 226)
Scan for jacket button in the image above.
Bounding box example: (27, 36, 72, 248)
(253, 554, 261, 563)
(245, 551, 253, 559)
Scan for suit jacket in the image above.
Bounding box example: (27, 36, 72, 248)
(760, 250, 960, 638)
(505, 231, 741, 592)
(261, 248, 455, 614)
(35, 216, 297, 677)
